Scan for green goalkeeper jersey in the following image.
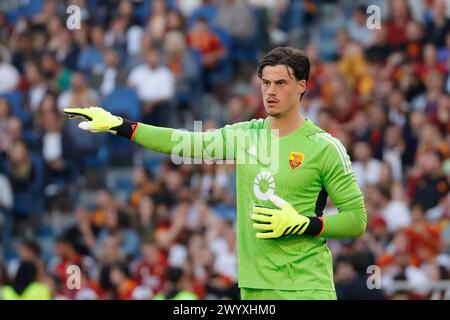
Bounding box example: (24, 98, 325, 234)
(132, 118, 366, 291)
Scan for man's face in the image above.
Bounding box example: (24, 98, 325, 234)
(71, 73, 86, 91)
(260, 65, 305, 118)
(146, 50, 160, 69)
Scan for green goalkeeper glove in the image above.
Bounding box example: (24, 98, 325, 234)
(251, 194, 324, 239)
(63, 107, 139, 140)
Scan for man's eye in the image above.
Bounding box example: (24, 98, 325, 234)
(278, 82, 286, 86)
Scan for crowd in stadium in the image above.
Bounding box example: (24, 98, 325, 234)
(0, 0, 449, 300)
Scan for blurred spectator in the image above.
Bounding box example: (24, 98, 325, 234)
(166, 9, 187, 33)
(134, 195, 159, 237)
(382, 124, 405, 182)
(377, 184, 412, 233)
(367, 104, 388, 159)
(95, 208, 141, 261)
(132, 237, 168, 295)
(145, 0, 169, 46)
(96, 233, 126, 297)
(163, 30, 200, 125)
(47, 235, 97, 299)
(185, 231, 214, 296)
(223, 95, 256, 124)
(57, 72, 99, 112)
(338, 42, 373, 101)
(32, 0, 59, 28)
(416, 44, 447, 82)
(0, 12, 12, 44)
(347, 5, 374, 47)
(1, 261, 51, 300)
(215, 0, 257, 66)
(94, 49, 127, 97)
(387, 88, 410, 127)
(365, 28, 392, 65)
(437, 32, 450, 62)
(352, 141, 383, 189)
(405, 21, 424, 63)
(7, 240, 43, 280)
(0, 173, 13, 258)
(11, 33, 35, 75)
(0, 53, 20, 94)
(40, 51, 72, 92)
(36, 104, 76, 212)
(153, 266, 198, 300)
(57, 73, 104, 173)
(109, 262, 138, 300)
(0, 262, 8, 297)
(128, 166, 155, 210)
(435, 95, 450, 134)
(176, 0, 202, 18)
(409, 152, 449, 211)
(385, 0, 412, 49)
(187, 16, 226, 92)
(405, 204, 442, 264)
(424, 0, 450, 48)
(0, 96, 11, 120)
(49, 27, 80, 72)
(73, 269, 100, 300)
(3, 140, 44, 236)
(1, 116, 31, 158)
(335, 252, 385, 300)
(77, 25, 107, 77)
(60, 206, 98, 257)
(127, 46, 175, 127)
(209, 219, 237, 284)
(22, 60, 48, 112)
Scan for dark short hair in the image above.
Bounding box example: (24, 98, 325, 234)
(20, 240, 42, 257)
(167, 266, 183, 283)
(257, 47, 310, 99)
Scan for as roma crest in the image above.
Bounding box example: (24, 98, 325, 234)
(289, 151, 305, 169)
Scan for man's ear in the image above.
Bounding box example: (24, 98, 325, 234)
(298, 79, 307, 96)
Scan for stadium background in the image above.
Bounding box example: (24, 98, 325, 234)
(0, 0, 449, 300)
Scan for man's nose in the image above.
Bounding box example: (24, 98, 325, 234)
(266, 83, 277, 96)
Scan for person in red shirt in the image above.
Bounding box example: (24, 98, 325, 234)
(133, 238, 168, 295)
(47, 235, 97, 299)
(385, 0, 412, 49)
(416, 44, 447, 81)
(187, 16, 226, 91)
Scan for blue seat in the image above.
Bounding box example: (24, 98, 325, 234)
(22, 0, 45, 17)
(100, 87, 140, 167)
(4, 0, 45, 22)
(101, 86, 140, 121)
(134, 0, 152, 25)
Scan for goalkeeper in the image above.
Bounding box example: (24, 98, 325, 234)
(65, 47, 367, 300)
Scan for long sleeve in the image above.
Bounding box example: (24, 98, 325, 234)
(131, 121, 253, 161)
(319, 134, 367, 238)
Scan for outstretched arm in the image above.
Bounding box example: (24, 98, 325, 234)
(63, 107, 235, 161)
